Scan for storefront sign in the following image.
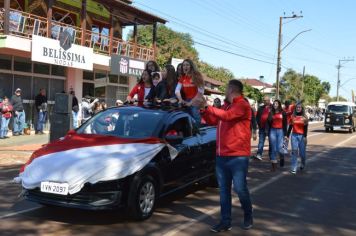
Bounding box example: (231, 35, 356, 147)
(31, 34, 94, 71)
(110, 55, 146, 76)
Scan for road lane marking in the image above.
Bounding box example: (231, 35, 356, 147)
(161, 133, 356, 236)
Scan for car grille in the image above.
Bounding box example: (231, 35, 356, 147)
(331, 116, 344, 125)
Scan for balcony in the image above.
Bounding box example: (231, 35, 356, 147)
(0, 8, 154, 61)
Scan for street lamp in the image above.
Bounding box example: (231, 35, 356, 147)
(275, 12, 310, 99)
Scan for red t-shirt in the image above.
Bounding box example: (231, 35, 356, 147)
(272, 112, 284, 129)
(178, 75, 198, 100)
(260, 106, 270, 128)
(284, 104, 295, 125)
(291, 115, 305, 135)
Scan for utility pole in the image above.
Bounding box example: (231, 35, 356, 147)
(336, 58, 354, 101)
(276, 12, 303, 99)
(301, 66, 305, 101)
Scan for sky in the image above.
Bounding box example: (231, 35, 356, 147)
(128, 0, 356, 101)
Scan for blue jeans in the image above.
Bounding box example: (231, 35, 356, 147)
(13, 110, 26, 134)
(72, 111, 79, 129)
(36, 111, 47, 132)
(257, 127, 271, 157)
(216, 156, 253, 225)
(1, 117, 10, 138)
(291, 133, 306, 172)
(269, 128, 284, 163)
(186, 105, 201, 127)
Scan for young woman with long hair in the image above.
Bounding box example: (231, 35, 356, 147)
(175, 59, 204, 126)
(266, 99, 287, 171)
(146, 60, 160, 72)
(126, 69, 153, 105)
(286, 102, 308, 174)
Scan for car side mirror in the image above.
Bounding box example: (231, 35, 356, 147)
(165, 135, 183, 144)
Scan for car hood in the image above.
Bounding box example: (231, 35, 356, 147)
(16, 133, 177, 194)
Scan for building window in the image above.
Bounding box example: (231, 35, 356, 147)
(117, 86, 129, 101)
(13, 75, 32, 100)
(14, 57, 32, 73)
(51, 65, 65, 77)
(83, 70, 94, 80)
(33, 77, 49, 100)
(83, 83, 94, 97)
(34, 63, 50, 75)
(109, 74, 119, 84)
(0, 73, 14, 98)
(0, 55, 12, 70)
(49, 79, 65, 101)
(119, 75, 129, 85)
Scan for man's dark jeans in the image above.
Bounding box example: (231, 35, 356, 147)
(216, 156, 253, 225)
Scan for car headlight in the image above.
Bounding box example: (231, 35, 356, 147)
(345, 119, 350, 123)
(326, 118, 330, 122)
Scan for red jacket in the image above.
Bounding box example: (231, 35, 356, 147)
(202, 95, 251, 157)
(129, 83, 150, 102)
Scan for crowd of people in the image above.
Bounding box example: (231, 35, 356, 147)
(0, 58, 311, 233)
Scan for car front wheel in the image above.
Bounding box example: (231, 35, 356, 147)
(128, 175, 157, 220)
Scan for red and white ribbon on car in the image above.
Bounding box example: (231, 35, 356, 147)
(15, 134, 177, 195)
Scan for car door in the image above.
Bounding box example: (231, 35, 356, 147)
(162, 116, 197, 190)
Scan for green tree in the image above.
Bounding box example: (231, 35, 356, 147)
(330, 96, 348, 102)
(279, 69, 329, 106)
(322, 81, 331, 94)
(128, 24, 199, 67)
(244, 84, 263, 103)
(197, 61, 234, 92)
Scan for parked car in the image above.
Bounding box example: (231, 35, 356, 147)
(324, 102, 356, 133)
(17, 106, 216, 220)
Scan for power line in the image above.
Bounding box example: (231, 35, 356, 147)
(133, 1, 276, 60)
(193, 41, 276, 65)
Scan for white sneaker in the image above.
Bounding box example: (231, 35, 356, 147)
(255, 154, 263, 161)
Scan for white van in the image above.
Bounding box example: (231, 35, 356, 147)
(324, 102, 356, 133)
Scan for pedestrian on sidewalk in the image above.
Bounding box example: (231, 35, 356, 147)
(0, 97, 13, 139)
(266, 99, 288, 171)
(286, 103, 308, 174)
(70, 89, 79, 129)
(254, 96, 272, 160)
(35, 88, 48, 135)
(10, 88, 26, 136)
(202, 79, 253, 232)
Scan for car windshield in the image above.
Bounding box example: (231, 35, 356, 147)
(76, 109, 164, 138)
(327, 105, 349, 114)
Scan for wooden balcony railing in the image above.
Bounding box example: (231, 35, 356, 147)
(0, 8, 154, 61)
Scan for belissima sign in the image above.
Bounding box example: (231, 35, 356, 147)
(31, 34, 94, 71)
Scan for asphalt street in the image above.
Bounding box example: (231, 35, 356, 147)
(0, 123, 356, 236)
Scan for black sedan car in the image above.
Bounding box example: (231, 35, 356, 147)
(19, 106, 216, 220)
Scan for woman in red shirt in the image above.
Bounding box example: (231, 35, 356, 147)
(286, 103, 308, 174)
(175, 59, 204, 126)
(126, 69, 153, 105)
(266, 99, 287, 171)
(0, 97, 13, 139)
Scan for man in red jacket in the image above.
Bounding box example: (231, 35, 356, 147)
(202, 79, 253, 232)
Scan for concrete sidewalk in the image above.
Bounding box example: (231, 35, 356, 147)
(0, 131, 49, 166)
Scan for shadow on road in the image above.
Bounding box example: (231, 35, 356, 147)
(1, 144, 356, 236)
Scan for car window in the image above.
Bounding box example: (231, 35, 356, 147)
(327, 105, 349, 114)
(165, 117, 192, 138)
(77, 109, 164, 138)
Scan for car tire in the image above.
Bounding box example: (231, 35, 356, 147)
(127, 174, 158, 221)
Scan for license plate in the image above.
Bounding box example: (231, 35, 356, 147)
(40, 182, 69, 195)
